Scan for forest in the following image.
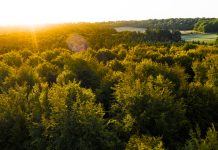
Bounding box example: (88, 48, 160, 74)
(100, 18, 210, 30)
(0, 23, 218, 150)
(194, 19, 218, 33)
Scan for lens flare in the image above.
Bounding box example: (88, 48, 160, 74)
(66, 34, 88, 52)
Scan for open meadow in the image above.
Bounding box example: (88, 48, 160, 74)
(115, 27, 218, 43)
(181, 32, 218, 43)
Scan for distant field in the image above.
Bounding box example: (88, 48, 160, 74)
(114, 27, 218, 43)
(181, 33, 218, 43)
(180, 30, 198, 35)
(115, 27, 146, 32)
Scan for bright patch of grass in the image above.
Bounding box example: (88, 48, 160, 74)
(182, 33, 218, 43)
(115, 27, 146, 32)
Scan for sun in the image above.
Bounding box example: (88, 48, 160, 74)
(0, 0, 65, 26)
(0, 0, 102, 26)
(2, 0, 105, 26)
(0, 0, 217, 26)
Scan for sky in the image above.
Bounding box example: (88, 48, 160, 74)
(0, 0, 217, 25)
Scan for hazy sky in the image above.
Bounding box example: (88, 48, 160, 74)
(0, 0, 217, 25)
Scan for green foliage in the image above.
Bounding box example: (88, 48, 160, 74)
(46, 82, 119, 150)
(145, 29, 181, 42)
(0, 85, 30, 149)
(0, 24, 182, 52)
(0, 24, 218, 149)
(60, 57, 102, 89)
(192, 55, 218, 86)
(126, 135, 164, 150)
(2, 51, 22, 67)
(113, 74, 190, 148)
(184, 124, 218, 150)
(183, 43, 197, 51)
(36, 62, 58, 84)
(95, 48, 116, 64)
(104, 18, 200, 30)
(182, 83, 218, 132)
(0, 62, 11, 92)
(194, 19, 218, 33)
(16, 65, 39, 88)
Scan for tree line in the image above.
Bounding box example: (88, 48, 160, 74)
(194, 18, 218, 33)
(99, 18, 202, 30)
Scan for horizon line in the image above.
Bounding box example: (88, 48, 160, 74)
(0, 17, 216, 27)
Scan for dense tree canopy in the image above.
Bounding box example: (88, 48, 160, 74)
(194, 19, 218, 33)
(0, 23, 182, 52)
(0, 23, 218, 149)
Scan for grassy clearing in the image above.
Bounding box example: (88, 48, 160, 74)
(180, 30, 198, 35)
(114, 27, 218, 43)
(181, 33, 218, 43)
(115, 27, 146, 32)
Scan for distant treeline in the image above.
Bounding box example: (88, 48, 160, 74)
(99, 18, 218, 31)
(99, 18, 202, 30)
(0, 23, 181, 52)
(194, 19, 218, 33)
